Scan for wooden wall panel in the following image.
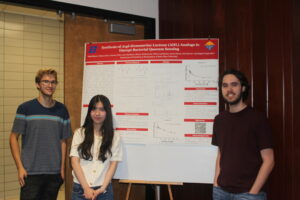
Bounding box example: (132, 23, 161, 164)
(64, 14, 145, 200)
(292, 2, 300, 200)
(252, 0, 267, 112)
(64, 14, 104, 200)
(293, 2, 300, 200)
(264, 0, 291, 198)
(160, 0, 299, 199)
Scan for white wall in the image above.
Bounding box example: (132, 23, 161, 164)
(53, 0, 159, 38)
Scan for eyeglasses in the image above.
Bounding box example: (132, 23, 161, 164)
(40, 80, 58, 85)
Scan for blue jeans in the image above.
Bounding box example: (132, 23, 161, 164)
(20, 174, 63, 200)
(213, 186, 267, 200)
(72, 182, 114, 200)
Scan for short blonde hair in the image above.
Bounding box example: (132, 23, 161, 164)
(35, 68, 57, 83)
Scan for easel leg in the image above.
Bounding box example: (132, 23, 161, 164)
(155, 185, 161, 200)
(126, 183, 132, 200)
(167, 185, 173, 200)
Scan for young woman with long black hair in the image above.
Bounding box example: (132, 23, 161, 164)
(70, 95, 122, 200)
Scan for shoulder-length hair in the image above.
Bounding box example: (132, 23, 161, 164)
(78, 95, 114, 162)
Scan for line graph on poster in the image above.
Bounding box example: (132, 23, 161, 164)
(185, 62, 218, 87)
(153, 121, 181, 143)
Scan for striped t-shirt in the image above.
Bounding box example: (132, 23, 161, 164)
(11, 98, 72, 175)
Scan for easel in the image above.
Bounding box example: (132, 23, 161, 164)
(119, 179, 183, 200)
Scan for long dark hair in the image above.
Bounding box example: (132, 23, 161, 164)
(78, 95, 114, 162)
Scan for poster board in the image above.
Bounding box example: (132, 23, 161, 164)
(81, 39, 219, 183)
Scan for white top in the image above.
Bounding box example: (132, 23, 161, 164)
(70, 128, 123, 187)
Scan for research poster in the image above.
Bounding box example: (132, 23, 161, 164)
(82, 39, 219, 146)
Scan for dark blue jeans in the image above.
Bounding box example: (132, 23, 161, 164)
(20, 174, 63, 200)
(213, 186, 267, 200)
(72, 182, 114, 200)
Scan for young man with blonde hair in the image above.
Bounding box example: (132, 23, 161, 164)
(10, 68, 72, 200)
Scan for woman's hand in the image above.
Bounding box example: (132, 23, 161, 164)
(83, 187, 96, 199)
(92, 187, 106, 200)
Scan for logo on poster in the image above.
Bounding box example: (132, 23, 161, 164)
(89, 46, 98, 53)
(204, 41, 215, 50)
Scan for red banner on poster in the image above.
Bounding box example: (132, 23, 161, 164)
(85, 39, 218, 62)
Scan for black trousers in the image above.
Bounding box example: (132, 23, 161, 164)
(20, 174, 64, 200)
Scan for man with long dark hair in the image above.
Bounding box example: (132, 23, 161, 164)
(9, 68, 72, 200)
(212, 69, 274, 199)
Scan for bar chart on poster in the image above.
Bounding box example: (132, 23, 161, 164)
(81, 39, 219, 183)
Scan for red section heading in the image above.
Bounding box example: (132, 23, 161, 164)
(116, 61, 148, 64)
(184, 134, 212, 138)
(184, 119, 214, 122)
(85, 39, 218, 62)
(150, 60, 182, 64)
(116, 128, 148, 131)
(116, 113, 149, 116)
(184, 102, 217, 105)
(86, 61, 115, 65)
(185, 87, 217, 90)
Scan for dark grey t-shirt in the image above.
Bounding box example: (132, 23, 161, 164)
(12, 99, 72, 175)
